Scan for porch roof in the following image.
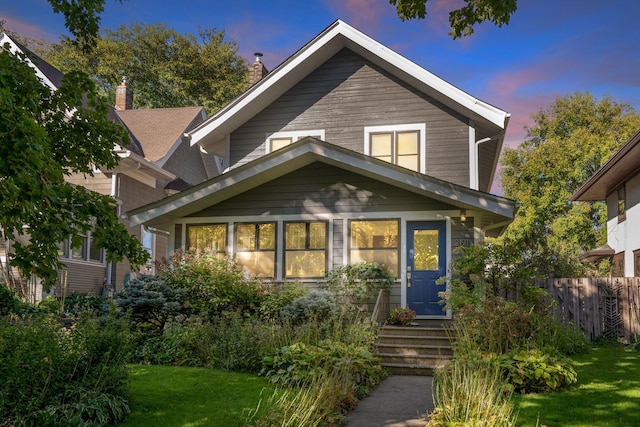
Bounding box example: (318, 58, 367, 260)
(127, 137, 517, 232)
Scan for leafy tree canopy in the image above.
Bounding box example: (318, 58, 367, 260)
(1, 0, 147, 288)
(389, 0, 518, 38)
(499, 92, 640, 277)
(44, 23, 248, 114)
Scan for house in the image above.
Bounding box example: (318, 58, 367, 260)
(127, 20, 517, 319)
(571, 129, 640, 277)
(0, 32, 216, 298)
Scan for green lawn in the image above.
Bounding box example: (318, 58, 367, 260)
(514, 347, 640, 426)
(120, 365, 275, 427)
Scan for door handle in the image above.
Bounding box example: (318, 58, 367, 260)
(407, 272, 411, 287)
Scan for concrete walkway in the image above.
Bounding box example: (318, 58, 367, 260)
(346, 375, 434, 426)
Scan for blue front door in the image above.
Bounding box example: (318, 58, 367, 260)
(406, 221, 447, 316)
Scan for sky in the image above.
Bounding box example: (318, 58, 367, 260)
(2, 0, 640, 192)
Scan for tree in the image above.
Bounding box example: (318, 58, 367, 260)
(389, 0, 518, 38)
(44, 23, 248, 114)
(499, 92, 640, 277)
(1, 0, 147, 288)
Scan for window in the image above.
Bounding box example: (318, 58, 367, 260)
(60, 232, 104, 263)
(285, 221, 327, 278)
(265, 130, 325, 153)
(618, 186, 626, 222)
(187, 224, 227, 258)
(365, 124, 425, 173)
(350, 219, 399, 276)
(635, 250, 640, 278)
(235, 222, 276, 278)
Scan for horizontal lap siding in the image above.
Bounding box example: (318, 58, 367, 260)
(230, 49, 470, 187)
(189, 162, 457, 217)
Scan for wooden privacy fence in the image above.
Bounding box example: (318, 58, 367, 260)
(542, 277, 640, 342)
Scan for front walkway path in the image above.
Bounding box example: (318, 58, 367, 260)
(346, 375, 434, 426)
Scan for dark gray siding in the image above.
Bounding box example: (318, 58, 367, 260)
(332, 219, 344, 270)
(188, 162, 458, 218)
(230, 49, 470, 187)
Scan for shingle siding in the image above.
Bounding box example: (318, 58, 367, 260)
(230, 49, 470, 187)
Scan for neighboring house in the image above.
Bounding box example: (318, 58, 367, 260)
(0, 32, 216, 298)
(572, 129, 640, 277)
(128, 20, 517, 319)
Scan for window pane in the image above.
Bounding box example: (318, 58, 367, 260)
(414, 230, 439, 270)
(351, 249, 398, 276)
(351, 220, 398, 248)
(309, 222, 326, 249)
(188, 224, 227, 253)
(397, 154, 419, 171)
(286, 251, 325, 277)
(286, 223, 306, 249)
(89, 235, 103, 262)
(397, 131, 419, 155)
(271, 137, 292, 151)
(71, 235, 87, 260)
(236, 252, 275, 278)
(371, 133, 392, 159)
(259, 223, 275, 250)
(236, 224, 256, 251)
(350, 220, 398, 277)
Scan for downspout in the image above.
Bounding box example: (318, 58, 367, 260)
(473, 133, 504, 191)
(106, 173, 120, 287)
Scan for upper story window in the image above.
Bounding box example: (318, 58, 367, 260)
(186, 224, 227, 258)
(235, 222, 276, 278)
(265, 130, 325, 153)
(364, 124, 426, 173)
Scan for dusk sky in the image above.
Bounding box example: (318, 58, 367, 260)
(3, 0, 640, 191)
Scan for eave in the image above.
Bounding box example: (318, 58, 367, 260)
(128, 138, 517, 228)
(572, 129, 640, 201)
(188, 20, 510, 156)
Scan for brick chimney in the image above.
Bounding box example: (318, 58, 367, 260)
(248, 53, 268, 86)
(115, 76, 133, 110)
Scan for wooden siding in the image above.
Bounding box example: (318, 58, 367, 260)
(162, 138, 209, 185)
(188, 162, 458, 218)
(333, 219, 344, 269)
(57, 262, 105, 296)
(230, 48, 470, 187)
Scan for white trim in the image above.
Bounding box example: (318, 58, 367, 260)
(468, 122, 478, 190)
(364, 124, 426, 174)
(265, 129, 326, 154)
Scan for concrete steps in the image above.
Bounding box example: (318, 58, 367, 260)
(377, 325, 453, 376)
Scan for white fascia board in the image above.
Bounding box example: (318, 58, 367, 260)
(114, 150, 176, 181)
(1, 33, 58, 92)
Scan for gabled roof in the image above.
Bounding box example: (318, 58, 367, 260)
(1, 33, 63, 91)
(128, 137, 517, 228)
(116, 107, 205, 164)
(188, 20, 510, 156)
(572, 129, 640, 201)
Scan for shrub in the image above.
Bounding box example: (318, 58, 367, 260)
(262, 339, 385, 398)
(386, 306, 416, 326)
(323, 262, 394, 303)
(259, 282, 307, 320)
(279, 290, 338, 325)
(452, 296, 531, 355)
(0, 308, 130, 426)
(0, 281, 19, 316)
(62, 292, 109, 316)
(501, 348, 577, 393)
(114, 275, 188, 335)
(158, 250, 267, 318)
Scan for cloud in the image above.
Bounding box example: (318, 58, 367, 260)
(2, 14, 64, 41)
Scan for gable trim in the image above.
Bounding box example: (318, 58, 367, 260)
(128, 138, 516, 227)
